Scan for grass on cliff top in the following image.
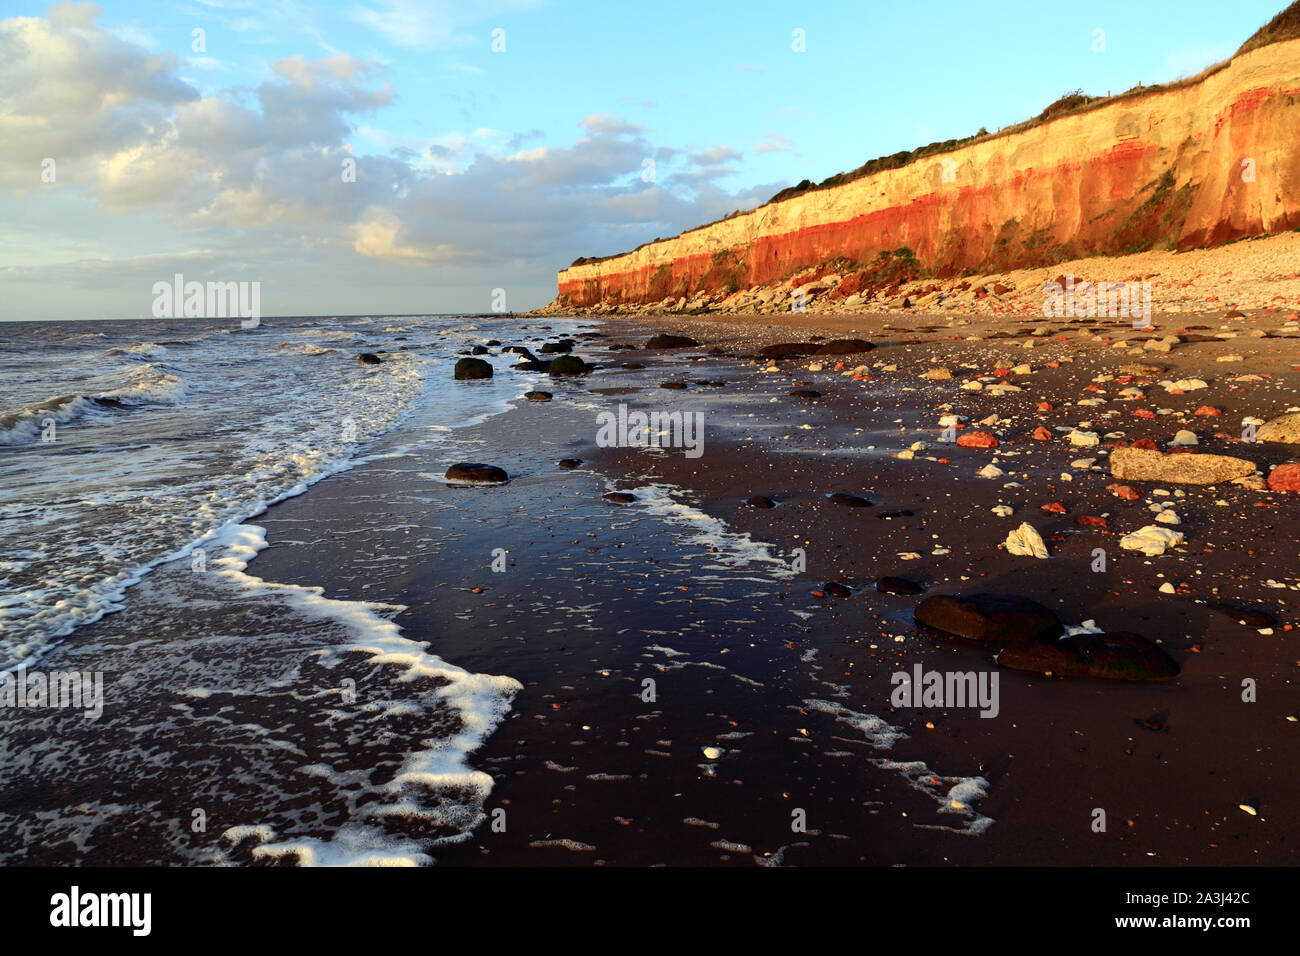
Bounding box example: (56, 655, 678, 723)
(1238, 0, 1300, 55)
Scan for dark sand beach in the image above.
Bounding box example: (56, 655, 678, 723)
(217, 310, 1300, 865)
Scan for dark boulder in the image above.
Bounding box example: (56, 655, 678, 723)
(602, 491, 636, 503)
(814, 339, 875, 356)
(357, 353, 383, 365)
(914, 593, 1063, 643)
(513, 360, 551, 372)
(470, 345, 490, 355)
(540, 339, 575, 354)
(454, 357, 493, 380)
(746, 495, 776, 508)
(445, 462, 508, 483)
(997, 632, 1180, 681)
(557, 459, 582, 469)
(1207, 602, 1277, 628)
(524, 391, 552, 402)
(759, 342, 819, 359)
(788, 389, 821, 399)
(646, 334, 700, 349)
(548, 355, 588, 376)
(828, 493, 871, 507)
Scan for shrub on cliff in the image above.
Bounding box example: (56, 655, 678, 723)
(1237, 1, 1300, 56)
(1037, 89, 1099, 122)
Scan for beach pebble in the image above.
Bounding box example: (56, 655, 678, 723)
(1267, 464, 1300, 491)
(1110, 447, 1256, 485)
(1257, 413, 1300, 444)
(1163, 378, 1208, 392)
(957, 430, 999, 448)
(1004, 522, 1049, 559)
(1120, 525, 1185, 555)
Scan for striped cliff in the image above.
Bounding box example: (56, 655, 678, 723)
(552, 30, 1300, 311)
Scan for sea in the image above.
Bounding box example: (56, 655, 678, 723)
(0, 314, 567, 864)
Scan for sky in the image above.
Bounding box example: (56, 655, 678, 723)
(0, 0, 1288, 320)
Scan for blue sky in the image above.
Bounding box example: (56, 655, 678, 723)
(0, 0, 1287, 319)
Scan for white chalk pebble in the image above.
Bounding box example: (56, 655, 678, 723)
(702, 747, 723, 760)
(991, 504, 1014, 517)
(1004, 522, 1049, 559)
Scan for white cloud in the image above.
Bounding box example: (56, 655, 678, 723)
(1, 4, 778, 313)
(580, 113, 645, 135)
(753, 134, 793, 154)
(349, 0, 541, 51)
(688, 146, 740, 165)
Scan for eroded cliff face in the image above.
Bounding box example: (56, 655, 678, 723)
(556, 40, 1300, 309)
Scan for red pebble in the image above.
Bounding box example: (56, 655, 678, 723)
(1131, 438, 1158, 450)
(1076, 515, 1108, 527)
(1032, 426, 1053, 441)
(1134, 409, 1157, 419)
(1041, 501, 1067, 514)
(1194, 406, 1223, 416)
(957, 430, 999, 448)
(1037, 402, 1053, 411)
(1107, 483, 1142, 500)
(993, 368, 1012, 377)
(1267, 464, 1300, 492)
